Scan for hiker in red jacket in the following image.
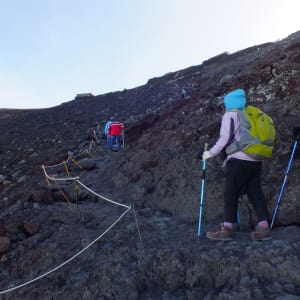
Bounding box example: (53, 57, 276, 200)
(108, 121, 124, 151)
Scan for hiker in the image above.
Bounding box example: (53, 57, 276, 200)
(108, 120, 124, 151)
(104, 119, 113, 149)
(202, 89, 271, 241)
(88, 129, 97, 150)
(181, 88, 187, 99)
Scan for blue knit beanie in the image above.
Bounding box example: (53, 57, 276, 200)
(224, 89, 246, 111)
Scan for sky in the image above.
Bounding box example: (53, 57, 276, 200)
(0, 0, 299, 109)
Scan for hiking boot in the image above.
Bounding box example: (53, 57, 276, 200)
(250, 224, 272, 241)
(206, 224, 234, 241)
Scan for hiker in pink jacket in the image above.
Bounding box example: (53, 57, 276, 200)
(202, 89, 271, 241)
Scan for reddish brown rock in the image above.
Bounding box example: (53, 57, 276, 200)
(0, 236, 11, 253)
(23, 221, 40, 235)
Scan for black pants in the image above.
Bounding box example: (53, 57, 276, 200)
(224, 159, 269, 223)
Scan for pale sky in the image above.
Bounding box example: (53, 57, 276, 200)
(0, 0, 299, 109)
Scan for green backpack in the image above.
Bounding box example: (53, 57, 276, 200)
(226, 105, 276, 159)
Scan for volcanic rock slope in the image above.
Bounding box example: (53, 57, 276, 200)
(0, 31, 300, 299)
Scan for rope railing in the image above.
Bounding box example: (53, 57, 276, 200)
(0, 151, 142, 295)
(0, 207, 131, 295)
(41, 150, 88, 178)
(76, 180, 130, 209)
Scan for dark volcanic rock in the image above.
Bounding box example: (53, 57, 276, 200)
(0, 31, 300, 299)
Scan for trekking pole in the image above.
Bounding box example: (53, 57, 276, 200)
(270, 127, 299, 228)
(198, 143, 208, 237)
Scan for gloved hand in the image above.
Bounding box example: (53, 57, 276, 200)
(202, 151, 212, 161)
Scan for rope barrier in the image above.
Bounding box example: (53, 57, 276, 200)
(76, 180, 130, 209)
(42, 150, 88, 170)
(54, 179, 72, 204)
(41, 168, 79, 182)
(64, 161, 70, 178)
(0, 207, 131, 295)
(69, 157, 83, 170)
(75, 181, 83, 222)
(0, 151, 142, 295)
(132, 205, 143, 247)
(41, 163, 130, 209)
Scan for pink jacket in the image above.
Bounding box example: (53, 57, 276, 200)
(208, 111, 258, 161)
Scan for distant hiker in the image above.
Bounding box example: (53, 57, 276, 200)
(104, 119, 113, 149)
(202, 89, 272, 241)
(108, 120, 124, 151)
(88, 129, 98, 151)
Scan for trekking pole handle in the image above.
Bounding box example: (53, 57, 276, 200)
(204, 143, 208, 151)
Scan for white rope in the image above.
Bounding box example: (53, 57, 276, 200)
(41, 165, 79, 181)
(42, 150, 88, 170)
(76, 180, 130, 209)
(41, 165, 129, 209)
(0, 207, 131, 295)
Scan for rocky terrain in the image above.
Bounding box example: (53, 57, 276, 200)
(0, 31, 300, 299)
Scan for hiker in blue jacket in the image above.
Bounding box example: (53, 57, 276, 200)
(104, 120, 112, 149)
(202, 89, 271, 241)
